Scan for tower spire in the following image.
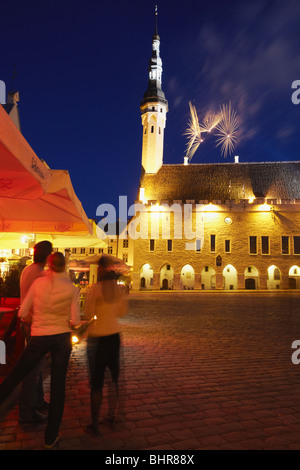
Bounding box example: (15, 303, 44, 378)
(140, 7, 168, 174)
(140, 5, 167, 107)
(155, 4, 158, 36)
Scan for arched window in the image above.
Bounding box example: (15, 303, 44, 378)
(274, 268, 280, 280)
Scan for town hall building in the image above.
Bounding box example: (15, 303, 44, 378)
(131, 14, 300, 291)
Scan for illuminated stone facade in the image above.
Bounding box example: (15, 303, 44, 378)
(132, 194, 300, 290)
(131, 22, 300, 291)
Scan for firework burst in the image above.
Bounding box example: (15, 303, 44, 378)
(184, 101, 239, 161)
(200, 112, 222, 134)
(184, 102, 203, 161)
(215, 102, 239, 158)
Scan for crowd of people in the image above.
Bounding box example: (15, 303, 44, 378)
(0, 242, 128, 449)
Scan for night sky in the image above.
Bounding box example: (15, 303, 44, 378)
(1, 0, 300, 219)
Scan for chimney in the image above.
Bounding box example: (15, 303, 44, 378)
(234, 155, 239, 163)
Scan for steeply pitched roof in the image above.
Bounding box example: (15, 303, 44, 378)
(2, 103, 21, 132)
(139, 162, 300, 202)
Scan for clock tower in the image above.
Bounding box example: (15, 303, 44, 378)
(140, 7, 168, 174)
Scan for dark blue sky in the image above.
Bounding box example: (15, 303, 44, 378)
(1, 0, 300, 218)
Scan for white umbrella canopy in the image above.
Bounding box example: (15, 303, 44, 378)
(0, 104, 92, 234)
(0, 223, 107, 252)
(0, 101, 51, 199)
(34, 220, 107, 249)
(0, 232, 31, 249)
(35, 235, 106, 249)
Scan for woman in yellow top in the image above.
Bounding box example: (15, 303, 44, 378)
(84, 255, 128, 435)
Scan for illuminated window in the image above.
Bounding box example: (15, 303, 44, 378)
(294, 237, 300, 254)
(282, 236, 289, 255)
(210, 235, 216, 252)
(274, 268, 280, 280)
(249, 236, 257, 254)
(261, 236, 269, 254)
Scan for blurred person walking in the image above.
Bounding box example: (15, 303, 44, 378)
(0, 252, 80, 449)
(19, 240, 53, 423)
(84, 255, 128, 435)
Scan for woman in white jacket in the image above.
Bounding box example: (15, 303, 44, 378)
(0, 252, 80, 449)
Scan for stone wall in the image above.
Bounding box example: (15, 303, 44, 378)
(132, 202, 300, 290)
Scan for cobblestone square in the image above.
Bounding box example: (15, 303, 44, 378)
(1, 291, 300, 450)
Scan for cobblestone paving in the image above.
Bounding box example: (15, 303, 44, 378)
(1, 291, 300, 450)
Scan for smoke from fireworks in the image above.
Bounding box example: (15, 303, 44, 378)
(185, 101, 239, 161)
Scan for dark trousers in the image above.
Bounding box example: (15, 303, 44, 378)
(18, 357, 45, 420)
(0, 332, 72, 444)
(87, 333, 120, 391)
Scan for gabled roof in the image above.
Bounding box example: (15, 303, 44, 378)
(139, 162, 300, 203)
(2, 103, 21, 132)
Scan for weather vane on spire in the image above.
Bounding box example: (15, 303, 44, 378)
(155, 4, 158, 35)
